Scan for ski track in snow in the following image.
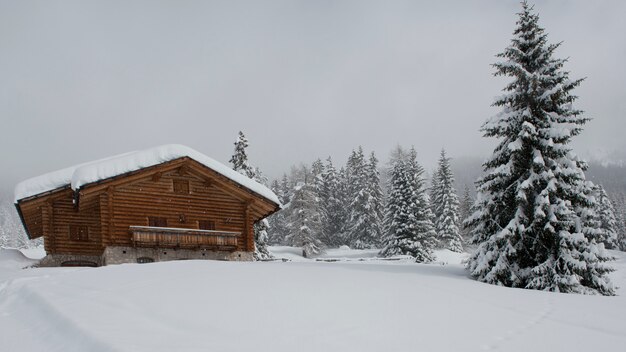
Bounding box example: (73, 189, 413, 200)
(480, 293, 555, 351)
(0, 269, 118, 352)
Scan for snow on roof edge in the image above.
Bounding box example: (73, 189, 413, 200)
(14, 144, 281, 207)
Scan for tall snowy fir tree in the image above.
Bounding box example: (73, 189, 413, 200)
(345, 151, 384, 249)
(466, 2, 614, 295)
(458, 185, 474, 242)
(311, 159, 325, 196)
(267, 179, 289, 245)
(594, 185, 619, 249)
(279, 173, 293, 205)
(365, 152, 385, 247)
(287, 180, 324, 257)
(335, 166, 351, 245)
(229, 130, 273, 260)
(612, 195, 626, 251)
(380, 148, 436, 262)
(344, 147, 366, 208)
(229, 131, 255, 179)
(319, 157, 346, 246)
(430, 149, 463, 252)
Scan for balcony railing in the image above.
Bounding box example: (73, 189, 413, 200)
(130, 226, 239, 250)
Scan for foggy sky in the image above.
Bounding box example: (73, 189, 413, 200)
(1, 0, 625, 190)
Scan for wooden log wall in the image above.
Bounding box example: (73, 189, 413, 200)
(50, 193, 102, 255)
(107, 168, 250, 251)
(20, 201, 43, 240)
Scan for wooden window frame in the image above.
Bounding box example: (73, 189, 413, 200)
(198, 220, 216, 231)
(173, 179, 190, 194)
(69, 224, 89, 241)
(148, 216, 168, 228)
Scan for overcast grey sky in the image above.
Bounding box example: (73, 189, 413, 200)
(1, 0, 625, 188)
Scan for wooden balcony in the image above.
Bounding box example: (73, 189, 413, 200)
(130, 226, 239, 250)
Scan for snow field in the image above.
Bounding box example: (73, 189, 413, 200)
(0, 248, 624, 352)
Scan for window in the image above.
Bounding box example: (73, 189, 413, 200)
(61, 260, 97, 267)
(69, 225, 89, 241)
(198, 220, 216, 231)
(148, 216, 168, 227)
(137, 257, 155, 264)
(173, 179, 189, 194)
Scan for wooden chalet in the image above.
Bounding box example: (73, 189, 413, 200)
(14, 145, 281, 266)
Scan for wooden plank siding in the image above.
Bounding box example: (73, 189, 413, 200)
(19, 199, 44, 239)
(15, 157, 280, 259)
(107, 168, 250, 251)
(51, 193, 102, 255)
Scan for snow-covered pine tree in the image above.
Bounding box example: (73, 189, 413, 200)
(287, 180, 324, 258)
(366, 152, 385, 247)
(229, 131, 255, 179)
(279, 173, 292, 205)
(267, 180, 288, 245)
(344, 147, 366, 202)
(406, 148, 438, 260)
(458, 185, 474, 242)
(345, 147, 374, 248)
(335, 166, 351, 245)
(430, 149, 463, 252)
(594, 184, 619, 249)
(345, 151, 384, 249)
(612, 194, 626, 251)
(253, 219, 272, 261)
(466, 2, 614, 295)
(319, 157, 345, 247)
(380, 147, 406, 249)
(430, 164, 441, 220)
(311, 159, 325, 196)
(380, 148, 436, 262)
(229, 130, 273, 260)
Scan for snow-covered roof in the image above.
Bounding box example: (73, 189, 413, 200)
(14, 144, 280, 206)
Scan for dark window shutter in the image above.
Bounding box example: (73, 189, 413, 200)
(148, 217, 168, 227)
(70, 225, 89, 241)
(173, 179, 189, 194)
(198, 220, 216, 231)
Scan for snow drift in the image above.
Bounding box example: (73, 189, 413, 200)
(0, 248, 624, 352)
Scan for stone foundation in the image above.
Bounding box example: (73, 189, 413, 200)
(102, 247, 253, 265)
(37, 248, 253, 267)
(38, 254, 102, 267)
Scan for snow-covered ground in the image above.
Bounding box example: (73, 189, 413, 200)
(1, 246, 625, 352)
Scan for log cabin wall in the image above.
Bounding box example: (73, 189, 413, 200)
(18, 200, 44, 241)
(106, 167, 250, 251)
(18, 189, 103, 256)
(51, 191, 102, 256)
